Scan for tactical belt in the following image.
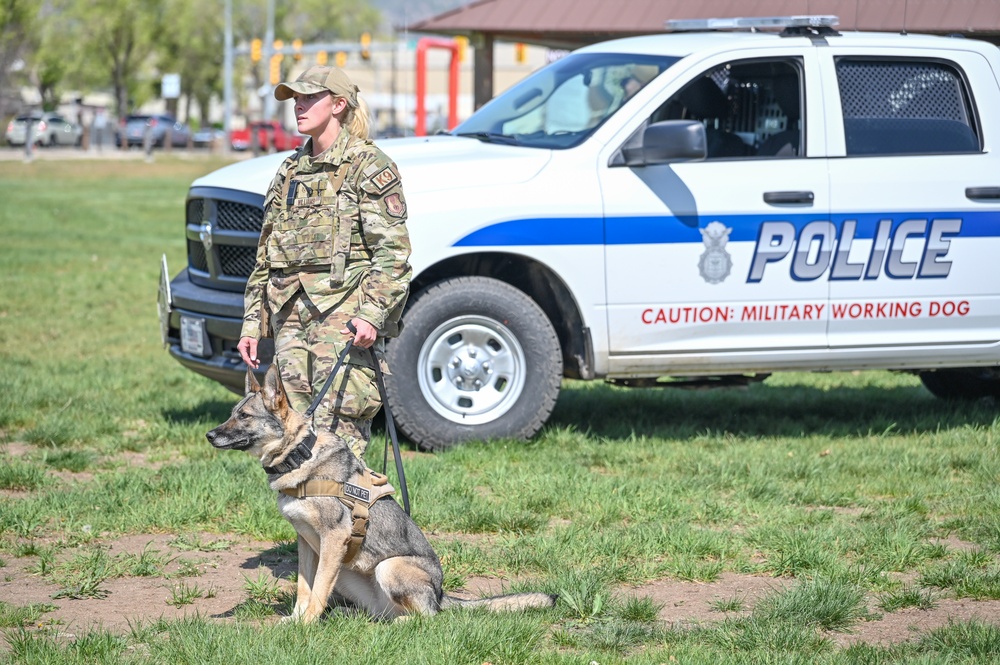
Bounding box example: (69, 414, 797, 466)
(279, 469, 395, 563)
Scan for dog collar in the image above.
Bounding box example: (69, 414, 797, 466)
(263, 430, 317, 475)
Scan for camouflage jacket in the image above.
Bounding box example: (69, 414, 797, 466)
(241, 129, 412, 339)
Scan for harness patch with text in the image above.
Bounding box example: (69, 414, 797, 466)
(344, 483, 371, 503)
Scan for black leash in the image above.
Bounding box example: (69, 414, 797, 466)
(370, 351, 409, 516)
(304, 322, 410, 515)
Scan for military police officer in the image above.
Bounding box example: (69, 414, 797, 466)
(237, 65, 412, 460)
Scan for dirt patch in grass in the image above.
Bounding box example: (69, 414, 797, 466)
(619, 573, 1000, 645)
(0, 533, 293, 636)
(3, 532, 999, 649)
(3, 438, 998, 646)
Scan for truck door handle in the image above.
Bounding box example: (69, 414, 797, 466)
(965, 187, 1000, 200)
(763, 191, 814, 205)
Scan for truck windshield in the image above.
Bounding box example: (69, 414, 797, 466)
(453, 52, 679, 149)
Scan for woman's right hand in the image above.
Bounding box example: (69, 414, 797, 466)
(238, 336, 260, 369)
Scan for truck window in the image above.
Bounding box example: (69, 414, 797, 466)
(836, 58, 981, 155)
(453, 52, 679, 149)
(647, 58, 804, 158)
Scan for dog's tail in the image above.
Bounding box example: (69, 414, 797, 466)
(441, 592, 557, 613)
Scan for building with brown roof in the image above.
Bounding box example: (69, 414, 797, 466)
(410, 0, 1000, 107)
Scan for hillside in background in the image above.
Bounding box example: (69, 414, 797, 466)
(372, 0, 469, 32)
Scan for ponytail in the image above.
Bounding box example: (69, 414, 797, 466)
(344, 94, 371, 140)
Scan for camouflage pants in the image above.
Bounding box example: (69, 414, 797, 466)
(271, 289, 383, 459)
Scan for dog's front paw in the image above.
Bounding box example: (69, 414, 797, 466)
(282, 607, 323, 624)
(281, 606, 308, 623)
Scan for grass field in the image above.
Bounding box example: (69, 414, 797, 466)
(1, 157, 1000, 663)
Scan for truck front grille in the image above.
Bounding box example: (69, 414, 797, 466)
(188, 240, 208, 272)
(187, 199, 205, 225)
(216, 201, 264, 232)
(185, 188, 265, 288)
(219, 245, 257, 277)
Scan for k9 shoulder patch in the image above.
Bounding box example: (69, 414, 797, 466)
(369, 167, 399, 194)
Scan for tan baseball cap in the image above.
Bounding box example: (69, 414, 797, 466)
(274, 65, 359, 104)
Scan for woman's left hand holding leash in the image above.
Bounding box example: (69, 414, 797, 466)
(344, 318, 378, 348)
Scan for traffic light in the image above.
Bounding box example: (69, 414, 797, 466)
(250, 38, 262, 63)
(335, 51, 347, 68)
(269, 40, 284, 85)
(292, 39, 302, 62)
(317, 51, 328, 65)
(455, 36, 468, 63)
(360, 32, 371, 60)
(514, 42, 527, 64)
(269, 55, 282, 84)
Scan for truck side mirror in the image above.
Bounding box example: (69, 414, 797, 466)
(613, 120, 708, 166)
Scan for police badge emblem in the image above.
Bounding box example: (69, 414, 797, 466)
(698, 221, 733, 284)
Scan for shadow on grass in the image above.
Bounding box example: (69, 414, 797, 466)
(545, 380, 998, 441)
(241, 541, 298, 579)
(172, 376, 998, 448)
(163, 400, 238, 426)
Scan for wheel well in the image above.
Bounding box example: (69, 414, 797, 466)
(410, 253, 594, 379)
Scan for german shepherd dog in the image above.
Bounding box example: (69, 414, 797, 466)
(206, 365, 556, 623)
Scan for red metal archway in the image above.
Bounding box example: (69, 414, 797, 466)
(415, 37, 460, 136)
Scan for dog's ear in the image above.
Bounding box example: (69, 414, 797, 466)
(262, 364, 289, 414)
(245, 368, 261, 395)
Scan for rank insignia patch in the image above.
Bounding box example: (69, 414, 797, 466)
(384, 192, 406, 218)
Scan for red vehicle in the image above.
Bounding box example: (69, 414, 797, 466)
(230, 120, 304, 152)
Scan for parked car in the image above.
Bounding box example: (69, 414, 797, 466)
(118, 114, 192, 148)
(159, 15, 1000, 451)
(5, 113, 82, 147)
(230, 120, 304, 152)
(192, 126, 226, 148)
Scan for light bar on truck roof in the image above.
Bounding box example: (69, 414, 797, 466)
(665, 15, 840, 32)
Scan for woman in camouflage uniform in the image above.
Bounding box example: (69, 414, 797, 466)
(237, 65, 412, 460)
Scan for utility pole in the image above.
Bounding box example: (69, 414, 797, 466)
(263, 0, 276, 120)
(223, 0, 233, 139)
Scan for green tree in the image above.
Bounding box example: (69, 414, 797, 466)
(28, 2, 79, 112)
(0, 0, 37, 112)
(69, 0, 164, 119)
(5, 0, 384, 128)
(157, 0, 224, 127)
(233, 0, 381, 117)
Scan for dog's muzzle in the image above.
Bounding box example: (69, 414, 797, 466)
(205, 428, 252, 450)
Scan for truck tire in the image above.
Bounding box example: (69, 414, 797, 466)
(919, 368, 1000, 401)
(384, 276, 562, 451)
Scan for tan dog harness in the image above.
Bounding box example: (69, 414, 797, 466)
(280, 468, 396, 563)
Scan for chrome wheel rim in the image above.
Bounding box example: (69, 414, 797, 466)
(417, 315, 527, 425)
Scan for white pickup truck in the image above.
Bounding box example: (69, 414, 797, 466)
(159, 16, 1000, 450)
